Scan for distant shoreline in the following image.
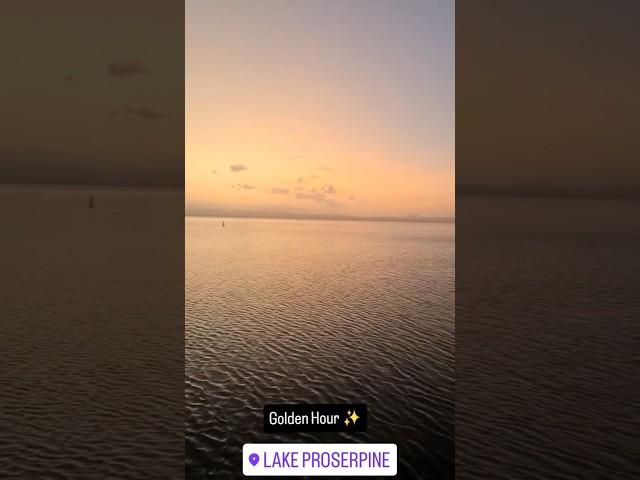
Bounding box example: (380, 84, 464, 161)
(457, 186, 640, 201)
(0, 183, 183, 193)
(0, 182, 183, 192)
(185, 212, 454, 224)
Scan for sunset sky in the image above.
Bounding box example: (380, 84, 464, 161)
(2, 1, 183, 187)
(458, 1, 640, 195)
(186, 0, 454, 218)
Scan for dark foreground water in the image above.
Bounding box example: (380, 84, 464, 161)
(186, 217, 455, 479)
(456, 197, 640, 480)
(0, 186, 184, 479)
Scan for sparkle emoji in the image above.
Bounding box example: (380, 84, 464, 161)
(349, 410, 360, 425)
(345, 409, 360, 426)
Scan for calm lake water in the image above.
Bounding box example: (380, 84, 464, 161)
(185, 217, 455, 479)
(456, 197, 640, 480)
(1, 186, 184, 479)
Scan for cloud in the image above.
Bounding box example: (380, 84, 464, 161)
(211, 170, 217, 174)
(230, 163, 248, 172)
(123, 107, 166, 120)
(311, 174, 319, 179)
(322, 184, 336, 194)
(231, 184, 255, 190)
(64, 74, 75, 82)
(295, 192, 343, 208)
(271, 188, 290, 194)
(296, 176, 305, 183)
(107, 60, 148, 78)
(296, 192, 325, 202)
(319, 166, 333, 172)
(288, 155, 302, 160)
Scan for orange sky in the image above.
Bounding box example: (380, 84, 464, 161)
(186, 0, 454, 218)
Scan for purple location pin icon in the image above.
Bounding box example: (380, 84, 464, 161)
(249, 453, 259, 466)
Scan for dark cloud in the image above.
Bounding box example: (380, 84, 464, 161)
(230, 163, 247, 172)
(211, 170, 217, 174)
(271, 188, 289, 194)
(232, 183, 255, 190)
(107, 60, 148, 78)
(123, 107, 166, 120)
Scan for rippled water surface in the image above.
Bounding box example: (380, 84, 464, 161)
(186, 217, 454, 479)
(1, 186, 184, 479)
(456, 197, 640, 480)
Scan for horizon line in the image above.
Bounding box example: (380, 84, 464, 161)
(185, 211, 455, 224)
(0, 181, 184, 191)
(457, 185, 640, 200)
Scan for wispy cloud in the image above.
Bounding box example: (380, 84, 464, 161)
(107, 60, 148, 78)
(296, 192, 325, 202)
(230, 163, 248, 172)
(271, 188, 290, 194)
(319, 166, 333, 172)
(295, 190, 344, 208)
(321, 184, 336, 194)
(231, 183, 255, 190)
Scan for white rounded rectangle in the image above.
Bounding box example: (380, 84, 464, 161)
(243, 443, 397, 476)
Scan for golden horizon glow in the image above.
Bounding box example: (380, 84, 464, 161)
(187, 0, 454, 218)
